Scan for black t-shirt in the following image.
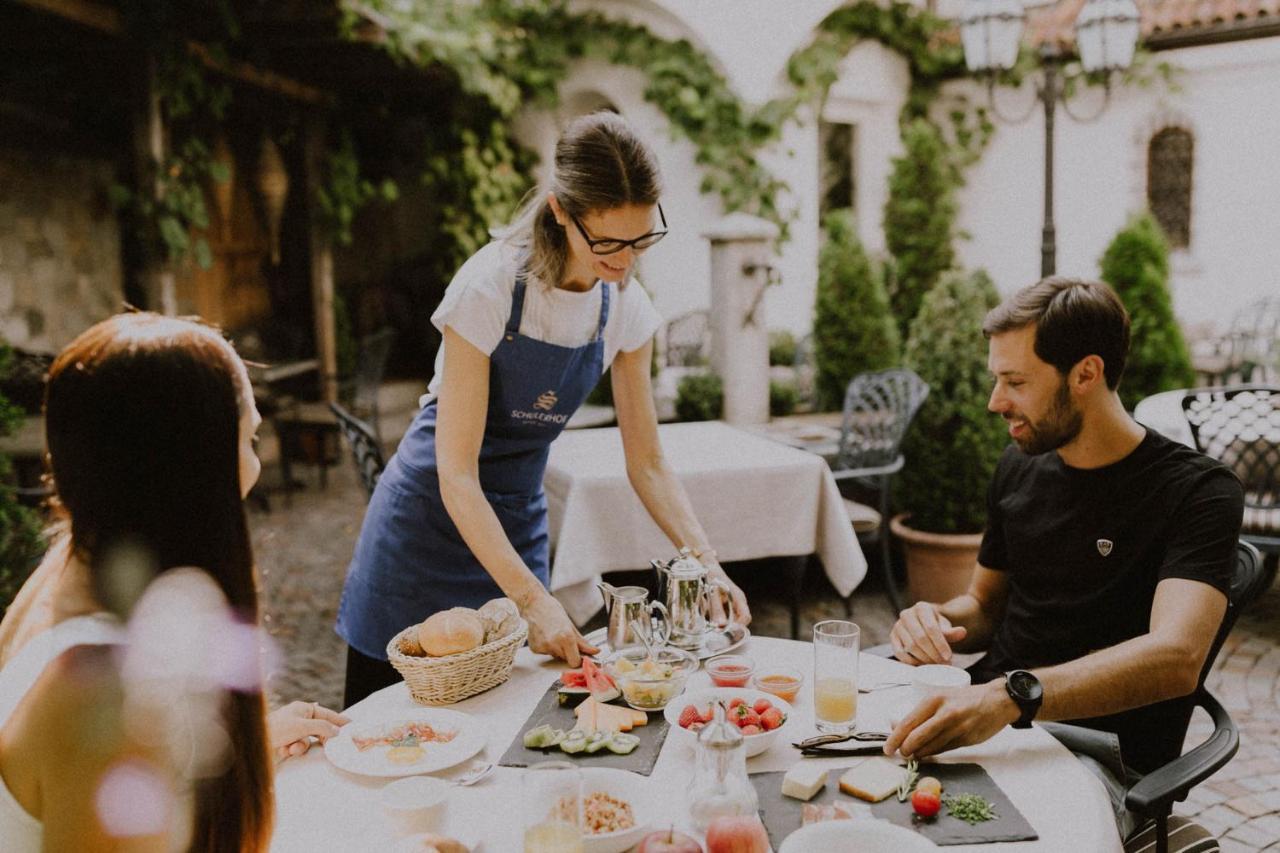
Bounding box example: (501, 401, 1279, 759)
(971, 428, 1243, 774)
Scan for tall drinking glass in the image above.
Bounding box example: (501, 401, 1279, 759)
(813, 620, 859, 734)
(522, 760, 583, 853)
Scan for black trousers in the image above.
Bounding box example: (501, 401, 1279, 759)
(343, 645, 401, 710)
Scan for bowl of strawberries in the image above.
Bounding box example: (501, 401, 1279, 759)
(663, 688, 793, 757)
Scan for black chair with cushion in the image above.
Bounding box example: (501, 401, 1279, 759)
(1181, 385, 1280, 566)
(1043, 541, 1267, 853)
(330, 401, 386, 501)
(830, 368, 930, 614)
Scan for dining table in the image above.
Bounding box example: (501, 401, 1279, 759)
(272, 635, 1124, 852)
(543, 421, 867, 627)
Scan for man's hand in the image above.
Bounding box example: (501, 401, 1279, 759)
(891, 601, 967, 664)
(883, 682, 1019, 759)
(522, 589, 599, 667)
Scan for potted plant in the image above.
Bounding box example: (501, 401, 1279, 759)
(892, 269, 1008, 604)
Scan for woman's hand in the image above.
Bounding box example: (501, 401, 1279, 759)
(521, 589, 598, 667)
(268, 700, 350, 762)
(705, 561, 751, 627)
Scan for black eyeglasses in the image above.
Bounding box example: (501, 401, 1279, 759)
(570, 204, 668, 255)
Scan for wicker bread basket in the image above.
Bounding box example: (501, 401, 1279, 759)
(386, 619, 528, 706)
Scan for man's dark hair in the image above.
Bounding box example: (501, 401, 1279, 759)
(982, 276, 1131, 390)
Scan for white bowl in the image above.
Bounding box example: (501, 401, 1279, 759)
(910, 664, 971, 702)
(380, 775, 450, 832)
(779, 819, 938, 852)
(578, 767, 654, 853)
(663, 687, 794, 758)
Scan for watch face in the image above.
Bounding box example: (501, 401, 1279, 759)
(1009, 670, 1043, 701)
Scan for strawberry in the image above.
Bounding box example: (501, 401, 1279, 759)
(735, 708, 761, 728)
(728, 697, 747, 711)
(740, 724, 762, 736)
(679, 705, 701, 729)
(753, 698, 773, 715)
(698, 705, 714, 723)
(760, 707, 784, 730)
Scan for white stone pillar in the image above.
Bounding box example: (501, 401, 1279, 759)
(702, 213, 779, 425)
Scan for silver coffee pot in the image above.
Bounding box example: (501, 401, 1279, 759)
(652, 549, 736, 650)
(596, 582, 670, 651)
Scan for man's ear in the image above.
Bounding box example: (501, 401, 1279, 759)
(547, 192, 564, 226)
(1070, 354, 1106, 394)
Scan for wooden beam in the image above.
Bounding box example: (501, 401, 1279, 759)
(304, 115, 339, 404)
(15, 0, 329, 105)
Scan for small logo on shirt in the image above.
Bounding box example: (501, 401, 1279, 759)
(534, 390, 558, 411)
(1096, 539, 1114, 557)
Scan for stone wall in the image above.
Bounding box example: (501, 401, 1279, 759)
(0, 147, 124, 353)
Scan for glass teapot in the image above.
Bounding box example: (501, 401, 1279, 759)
(689, 701, 758, 831)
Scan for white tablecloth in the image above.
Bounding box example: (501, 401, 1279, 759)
(272, 637, 1123, 852)
(543, 421, 867, 624)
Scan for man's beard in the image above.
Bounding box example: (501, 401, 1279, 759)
(1009, 378, 1083, 456)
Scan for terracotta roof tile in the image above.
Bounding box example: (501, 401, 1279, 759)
(1023, 0, 1280, 48)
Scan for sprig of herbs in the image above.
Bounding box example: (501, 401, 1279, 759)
(897, 758, 920, 802)
(941, 792, 998, 824)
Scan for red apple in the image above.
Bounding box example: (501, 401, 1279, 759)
(705, 815, 769, 853)
(636, 826, 703, 853)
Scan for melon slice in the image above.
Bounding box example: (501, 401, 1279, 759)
(581, 657, 620, 703)
(573, 698, 635, 733)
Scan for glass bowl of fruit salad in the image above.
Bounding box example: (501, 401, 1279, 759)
(605, 646, 698, 711)
(664, 688, 794, 757)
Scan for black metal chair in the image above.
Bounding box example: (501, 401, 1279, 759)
(329, 401, 386, 501)
(273, 328, 396, 496)
(830, 368, 930, 614)
(1120, 540, 1268, 853)
(663, 310, 710, 368)
(1181, 385, 1280, 562)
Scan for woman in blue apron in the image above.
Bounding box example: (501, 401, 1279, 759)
(336, 112, 751, 707)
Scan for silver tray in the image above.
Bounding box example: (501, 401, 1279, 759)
(584, 622, 750, 661)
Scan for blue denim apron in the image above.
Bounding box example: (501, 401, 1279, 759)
(336, 272, 610, 660)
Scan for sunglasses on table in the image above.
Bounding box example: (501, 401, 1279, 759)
(570, 204, 668, 255)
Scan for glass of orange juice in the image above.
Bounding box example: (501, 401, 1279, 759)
(522, 760, 583, 853)
(813, 620, 859, 734)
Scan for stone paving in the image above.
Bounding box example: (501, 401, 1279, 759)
(250, 397, 1280, 850)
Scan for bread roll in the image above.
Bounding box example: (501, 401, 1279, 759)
(400, 632, 426, 656)
(418, 608, 485, 656)
(477, 597, 520, 643)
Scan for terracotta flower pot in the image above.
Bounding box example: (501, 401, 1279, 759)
(890, 514, 982, 606)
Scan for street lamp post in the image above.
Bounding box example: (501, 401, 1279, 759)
(960, 0, 1141, 278)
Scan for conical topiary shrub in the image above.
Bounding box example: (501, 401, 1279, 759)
(812, 209, 900, 411)
(884, 119, 957, 342)
(898, 269, 1007, 535)
(1099, 212, 1195, 411)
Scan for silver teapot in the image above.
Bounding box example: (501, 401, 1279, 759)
(596, 581, 670, 651)
(652, 549, 736, 650)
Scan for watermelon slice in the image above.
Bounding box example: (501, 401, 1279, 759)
(581, 657, 620, 703)
(561, 669, 588, 689)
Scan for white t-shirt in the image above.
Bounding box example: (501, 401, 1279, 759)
(423, 241, 663, 403)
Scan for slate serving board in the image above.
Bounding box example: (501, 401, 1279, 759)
(498, 684, 670, 775)
(751, 761, 1038, 847)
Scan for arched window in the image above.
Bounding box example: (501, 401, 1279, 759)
(1147, 127, 1193, 249)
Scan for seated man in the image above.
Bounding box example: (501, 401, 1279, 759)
(884, 276, 1243, 838)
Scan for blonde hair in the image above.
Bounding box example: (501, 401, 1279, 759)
(497, 111, 661, 288)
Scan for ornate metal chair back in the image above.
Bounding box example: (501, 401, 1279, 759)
(837, 368, 930, 472)
(329, 401, 385, 500)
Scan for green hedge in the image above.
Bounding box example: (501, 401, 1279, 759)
(899, 270, 1007, 534)
(812, 209, 900, 411)
(675, 373, 724, 422)
(1099, 213, 1195, 411)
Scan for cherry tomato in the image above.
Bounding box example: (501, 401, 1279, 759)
(911, 790, 941, 819)
(915, 776, 942, 797)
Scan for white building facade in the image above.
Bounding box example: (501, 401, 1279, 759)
(515, 0, 1280, 338)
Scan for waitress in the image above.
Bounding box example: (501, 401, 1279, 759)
(337, 112, 751, 707)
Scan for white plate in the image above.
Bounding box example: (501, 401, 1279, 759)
(663, 687, 794, 758)
(779, 819, 938, 852)
(324, 709, 485, 778)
